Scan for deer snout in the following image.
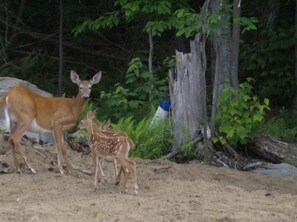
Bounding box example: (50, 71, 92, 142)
(82, 95, 89, 100)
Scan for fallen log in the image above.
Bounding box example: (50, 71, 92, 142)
(251, 134, 297, 167)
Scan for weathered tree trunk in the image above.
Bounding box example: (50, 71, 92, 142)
(251, 134, 297, 167)
(168, 50, 201, 157)
(167, 34, 213, 159)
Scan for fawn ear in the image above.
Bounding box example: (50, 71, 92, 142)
(95, 120, 101, 128)
(103, 119, 111, 129)
(70, 70, 80, 84)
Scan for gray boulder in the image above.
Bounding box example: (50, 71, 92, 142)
(252, 163, 297, 177)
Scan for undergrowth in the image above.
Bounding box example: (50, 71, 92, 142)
(262, 108, 297, 142)
(110, 115, 173, 159)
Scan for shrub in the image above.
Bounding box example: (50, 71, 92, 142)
(214, 80, 270, 146)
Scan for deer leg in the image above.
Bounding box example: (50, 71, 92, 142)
(52, 128, 66, 174)
(116, 157, 130, 194)
(9, 137, 20, 173)
(90, 147, 104, 182)
(8, 121, 20, 172)
(113, 157, 118, 180)
(130, 160, 139, 195)
(119, 158, 138, 195)
(61, 136, 72, 173)
(115, 166, 122, 185)
(52, 114, 76, 174)
(10, 120, 36, 174)
(99, 157, 106, 179)
(93, 155, 102, 190)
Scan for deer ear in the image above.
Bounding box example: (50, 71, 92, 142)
(95, 120, 101, 128)
(87, 110, 93, 119)
(103, 119, 111, 129)
(91, 71, 102, 85)
(70, 70, 80, 84)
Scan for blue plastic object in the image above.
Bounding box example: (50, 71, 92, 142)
(159, 100, 171, 112)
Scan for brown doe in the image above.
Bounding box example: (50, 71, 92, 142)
(0, 70, 102, 174)
(79, 110, 138, 194)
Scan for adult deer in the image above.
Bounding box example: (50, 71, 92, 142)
(79, 110, 138, 194)
(0, 70, 102, 174)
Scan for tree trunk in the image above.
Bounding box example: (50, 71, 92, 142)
(210, 0, 231, 91)
(230, 0, 241, 89)
(209, 0, 232, 134)
(293, 0, 297, 110)
(167, 34, 213, 159)
(148, 31, 153, 74)
(58, 0, 63, 96)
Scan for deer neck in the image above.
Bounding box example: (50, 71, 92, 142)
(71, 91, 87, 120)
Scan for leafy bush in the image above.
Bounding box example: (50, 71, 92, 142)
(97, 57, 169, 121)
(262, 109, 297, 142)
(110, 115, 173, 159)
(214, 80, 270, 146)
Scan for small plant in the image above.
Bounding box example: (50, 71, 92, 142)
(262, 109, 297, 142)
(111, 115, 173, 159)
(282, 156, 293, 165)
(214, 79, 270, 146)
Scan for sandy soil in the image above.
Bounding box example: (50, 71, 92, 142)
(0, 135, 297, 222)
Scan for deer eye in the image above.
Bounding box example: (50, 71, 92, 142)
(79, 85, 83, 89)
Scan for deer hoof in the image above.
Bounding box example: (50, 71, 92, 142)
(115, 178, 120, 186)
(29, 168, 36, 174)
(121, 188, 128, 194)
(93, 187, 98, 192)
(134, 189, 139, 196)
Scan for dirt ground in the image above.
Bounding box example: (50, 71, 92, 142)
(0, 135, 297, 222)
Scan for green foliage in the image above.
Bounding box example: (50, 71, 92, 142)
(72, 11, 120, 35)
(111, 115, 173, 159)
(214, 80, 270, 146)
(241, 24, 295, 106)
(97, 57, 169, 121)
(262, 109, 297, 142)
(234, 16, 258, 34)
(74, 1, 259, 39)
(177, 126, 203, 160)
(281, 156, 293, 165)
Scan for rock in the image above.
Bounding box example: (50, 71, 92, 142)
(0, 77, 52, 97)
(252, 163, 297, 177)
